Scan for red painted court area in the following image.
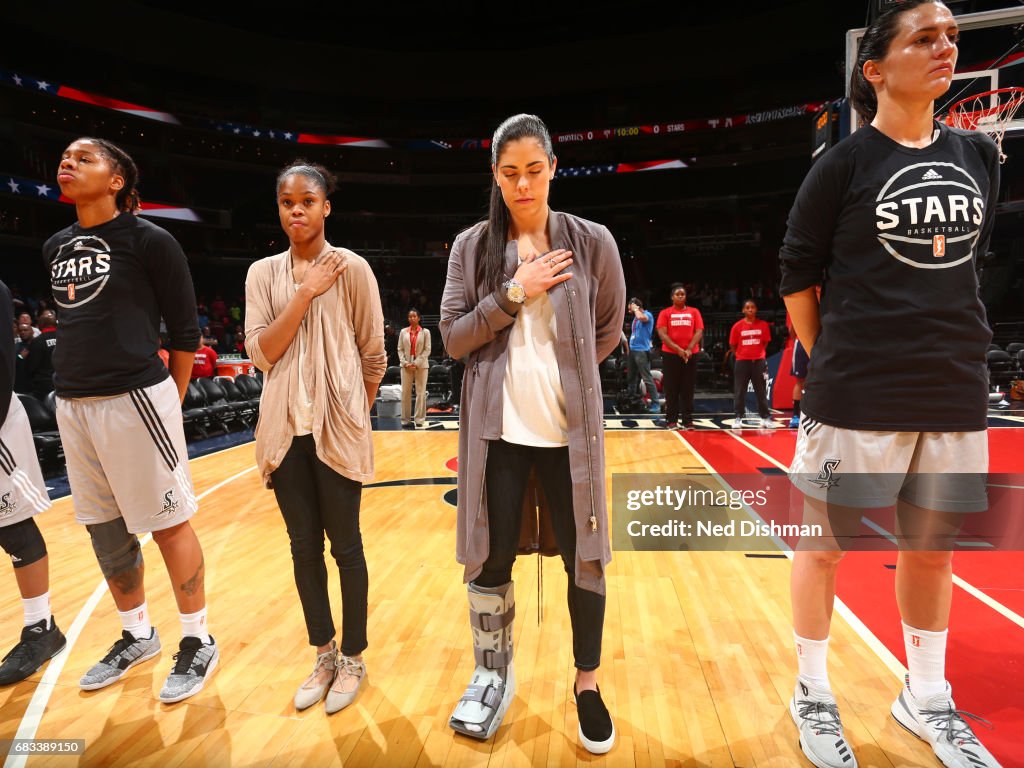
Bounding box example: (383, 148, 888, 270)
(683, 427, 1024, 768)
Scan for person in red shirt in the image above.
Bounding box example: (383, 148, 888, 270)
(191, 337, 218, 380)
(655, 284, 703, 429)
(728, 299, 776, 429)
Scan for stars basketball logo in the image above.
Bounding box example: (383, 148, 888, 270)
(0, 491, 15, 519)
(874, 162, 984, 270)
(810, 459, 841, 489)
(49, 235, 112, 309)
(156, 489, 179, 520)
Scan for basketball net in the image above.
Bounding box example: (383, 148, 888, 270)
(945, 86, 1024, 163)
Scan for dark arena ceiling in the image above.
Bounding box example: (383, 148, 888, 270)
(4, 2, 881, 135)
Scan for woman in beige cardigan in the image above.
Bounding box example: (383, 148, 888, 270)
(244, 162, 386, 715)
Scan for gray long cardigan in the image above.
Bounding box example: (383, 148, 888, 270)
(439, 210, 626, 595)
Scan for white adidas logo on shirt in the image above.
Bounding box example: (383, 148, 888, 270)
(921, 169, 943, 180)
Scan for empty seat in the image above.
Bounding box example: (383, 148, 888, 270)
(219, 379, 257, 427)
(183, 381, 214, 438)
(987, 349, 1016, 389)
(195, 378, 246, 432)
(426, 364, 452, 407)
(234, 374, 263, 410)
(16, 393, 63, 466)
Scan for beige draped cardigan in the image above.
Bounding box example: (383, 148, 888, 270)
(244, 244, 386, 487)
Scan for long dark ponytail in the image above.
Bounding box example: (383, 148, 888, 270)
(477, 114, 555, 291)
(850, 0, 940, 122)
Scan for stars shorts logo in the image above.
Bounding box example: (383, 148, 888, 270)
(0, 491, 16, 519)
(49, 235, 113, 309)
(809, 459, 841, 489)
(156, 489, 179, 520)
(874, 162, 984, 270)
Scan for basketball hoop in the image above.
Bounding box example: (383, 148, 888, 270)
(945, 86, 1024, 163)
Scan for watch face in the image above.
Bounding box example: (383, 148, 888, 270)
(507, 281, 526, 303)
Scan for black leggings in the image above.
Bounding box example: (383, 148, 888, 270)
(476, 439, 605, 671)
(271, 434, 368, 655)
(733, 358, 770, 418)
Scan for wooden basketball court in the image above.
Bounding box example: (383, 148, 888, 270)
(2, 426, 1021, 767)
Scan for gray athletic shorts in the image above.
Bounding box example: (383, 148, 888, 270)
(0, 396, 52, 526)
(789, 417, 988, 513)
(56, 377, 197, 534)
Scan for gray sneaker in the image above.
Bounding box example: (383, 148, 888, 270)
(790, 677, 858, 767)
(892, 678, 1002, 768)
(80, 628, 161, 691)
(158, 635, 218, 704)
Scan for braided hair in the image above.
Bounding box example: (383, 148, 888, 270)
(77, 137, 141, 213)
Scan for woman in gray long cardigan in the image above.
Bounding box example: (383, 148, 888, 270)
(439, 114, 625, 754)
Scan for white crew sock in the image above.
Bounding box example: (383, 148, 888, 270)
(180, 608, 210, 644)
(23, 592, 51, 627)
(794, 632, 831, 689)
(902, 621, 947, 701)
(118, 601, 152, 641)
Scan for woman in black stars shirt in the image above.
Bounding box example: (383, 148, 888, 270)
(779, 3, 1002, 767)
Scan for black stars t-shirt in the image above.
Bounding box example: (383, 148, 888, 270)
(43, 213, 200, 397)
(779, 122, 1000, 432)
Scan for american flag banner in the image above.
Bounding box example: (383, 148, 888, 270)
(1, 70, 180, 124)
(2, 67, 822, 152)
(2, 172, 204, 223)
(2, 174, 61, 201)
(556, 159, 692, 178)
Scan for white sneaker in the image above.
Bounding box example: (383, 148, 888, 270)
(892, 678, 1001, 768)
(732, 418, 743, 429)
(789, 677, 857, 767)
(761, 417, 779, 429)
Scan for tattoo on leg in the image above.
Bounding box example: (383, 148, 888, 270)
(181, 554, 204, 597)
(111, 567, 142, 595)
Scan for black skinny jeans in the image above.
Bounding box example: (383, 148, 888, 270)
(661, 352, 698, 425)
(475, 439, 605, 671)
(271, 434, 368, 655)
(733, 358, 770, 418)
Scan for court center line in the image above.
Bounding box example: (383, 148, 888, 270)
(672, 430, 909, 682)
(4, 462, 258, 768)
(724, 430, 1024, 631)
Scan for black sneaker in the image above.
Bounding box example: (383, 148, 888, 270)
(574, 684, 615, 754)
(0, 618, 67, 686)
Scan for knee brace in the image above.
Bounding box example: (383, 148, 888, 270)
(86, 518, 142, 579)
(0, 517, 47, 568)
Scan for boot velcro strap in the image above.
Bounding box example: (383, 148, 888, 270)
(469, 604, 515, 632)
(460, 682, 504, 709)
(474, 647, 512, 669)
